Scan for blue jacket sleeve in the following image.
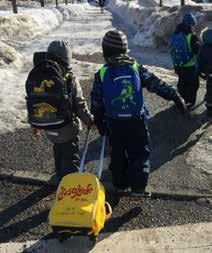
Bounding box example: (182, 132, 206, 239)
(139, 65, 179, 101)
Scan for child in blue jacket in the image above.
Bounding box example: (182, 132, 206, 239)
(91, 30, 186, 196)
(172, 13, 200, 108)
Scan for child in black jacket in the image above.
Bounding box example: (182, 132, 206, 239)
(199, 29, 212, 116)
(91, 30, 186, 196)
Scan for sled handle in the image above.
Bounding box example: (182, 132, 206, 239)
(79, 128, 106, 177)
(97, 135, 106, 179)
(79, 128, 90, 173)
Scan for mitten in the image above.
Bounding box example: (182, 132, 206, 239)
(33, 128, 41, 138)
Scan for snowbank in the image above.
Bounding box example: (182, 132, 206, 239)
(0, 3, 89, 67)
(0, 4, 90, 41)
(0, 41, 22, 66)
(137, 0, 195, 7)
(0, 9, 62, 42)
(107, 0, 212, 48)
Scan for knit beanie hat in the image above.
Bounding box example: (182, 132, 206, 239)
(47, 40, 71, 67)
(102, 30, 128, 58)
(182, 13, 197, 27)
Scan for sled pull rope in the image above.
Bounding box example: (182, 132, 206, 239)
(79, 128, 90, 173)
(79, 128, 106, 179)
(97, 135, 106, 179)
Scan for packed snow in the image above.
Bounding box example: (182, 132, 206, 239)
(108, 0, 212, 48)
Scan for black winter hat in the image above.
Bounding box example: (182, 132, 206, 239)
(47, 40, 72, 67)
(102, 30, 128, 58)
(182, 13, 197, 27)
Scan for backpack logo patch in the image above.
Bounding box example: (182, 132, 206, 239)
(111, 79, 136, 110)
(25, 59, 72, 129)
(34, 103, 57, 119)
(102, 65, 144, 118)
(34, 80, 54, 93)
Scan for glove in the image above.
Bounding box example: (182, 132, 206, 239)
(33, 127, 41, 138)
(173, 94, 187, 114)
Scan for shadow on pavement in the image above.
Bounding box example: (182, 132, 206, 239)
(103, 206, 142, 233)
(0, 185, 55, 243)
(149, 106, 209, 171)
(0, 185, 54, 229)
(0, 209, 49, 244)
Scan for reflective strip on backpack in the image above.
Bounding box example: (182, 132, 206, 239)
(31, 120, 65, 126)
(45, 131, 59, 136)
(117, 114, 133, 117)
(114, 75, 132, 82)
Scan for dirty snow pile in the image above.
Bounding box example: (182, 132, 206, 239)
(0, 2, 92, 133)
(107, 0, 212, 48)
(137, 0, 195, 7)
(0, 3, 89, 67)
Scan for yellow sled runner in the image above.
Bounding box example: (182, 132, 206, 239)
(48, 129, 112, 239)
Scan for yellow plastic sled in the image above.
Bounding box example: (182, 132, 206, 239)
(48, 129, 112, 239)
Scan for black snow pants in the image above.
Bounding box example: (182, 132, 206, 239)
(206, 77, 212, 116)
(107, 117, 150, 191)
(177, 67, 199, 106)
(53, 136, 80, 179)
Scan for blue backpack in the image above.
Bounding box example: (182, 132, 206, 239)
(170, 33, 193, 67)
(100, 62, 145, 118)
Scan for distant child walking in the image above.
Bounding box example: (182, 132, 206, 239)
(91, 30, 187, 196)
(199, 28, 212, 116)
(99, 0, 105, 13)
(26, 40, 93, 183)
(170, 13, 200, 109)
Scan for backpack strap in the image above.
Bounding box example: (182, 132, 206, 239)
(186, 33, 192, 53)
(63, 72, 75, 115)
(99, 66, 108, 83)
(63, 72, 73, 94)
(131, 61, 140, 73)
(183, 33, 196, 67)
